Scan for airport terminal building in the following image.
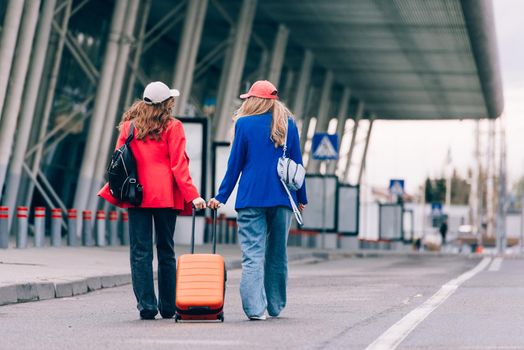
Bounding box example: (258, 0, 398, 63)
(0, 0, 502, 245)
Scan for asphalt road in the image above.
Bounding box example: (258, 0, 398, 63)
(0, 254, 522, 350)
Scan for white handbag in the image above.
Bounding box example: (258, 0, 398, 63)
(277, 119, 306, 226)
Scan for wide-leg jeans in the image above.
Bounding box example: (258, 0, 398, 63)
(236, 206, 292, 318)
(128, 208, 177, 318)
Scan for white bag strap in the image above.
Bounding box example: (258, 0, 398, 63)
(280, 178, 303, 226)
(282, 118, 288, 158)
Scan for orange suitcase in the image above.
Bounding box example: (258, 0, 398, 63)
(175, 209, 226, 322)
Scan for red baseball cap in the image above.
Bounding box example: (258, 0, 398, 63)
(240, 80, 278, 100)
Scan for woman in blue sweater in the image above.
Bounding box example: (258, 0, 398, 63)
(208, 80, 307, 320)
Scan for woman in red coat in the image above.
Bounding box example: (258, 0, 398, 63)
(99, 81, 206, 320)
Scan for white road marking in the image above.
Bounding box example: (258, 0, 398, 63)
(488, 257, 503, 272)
(365, 257, 492, 350)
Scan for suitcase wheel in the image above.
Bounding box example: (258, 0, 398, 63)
(174, 314, 180, 323)
(218, 312, 224, 322)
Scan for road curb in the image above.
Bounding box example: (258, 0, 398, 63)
(0, 251, 320, 307)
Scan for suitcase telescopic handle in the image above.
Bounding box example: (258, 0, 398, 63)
(212, 209, 217, 254)
(191, 206, 218, 254)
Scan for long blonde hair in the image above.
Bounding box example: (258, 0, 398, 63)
(235, 97, 293, 147)
(119, 98, 175, 141)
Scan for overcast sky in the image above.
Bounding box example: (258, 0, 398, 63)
(364, 0, 524, 194)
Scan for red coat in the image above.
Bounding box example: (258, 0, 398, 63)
(98, 119, 200, 209)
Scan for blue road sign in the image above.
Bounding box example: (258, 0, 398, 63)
(312, 133, 338, 160)
(389, 179, 405, 196)
(431, 202, 443, 217)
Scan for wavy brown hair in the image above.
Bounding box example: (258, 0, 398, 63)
(119, 98, 175, 141)
(235, 97, 293, 147)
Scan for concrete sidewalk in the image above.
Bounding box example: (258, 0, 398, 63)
(0, 245, 316, 307)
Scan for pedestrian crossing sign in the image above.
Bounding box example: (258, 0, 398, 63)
(312, 133, 339, 160)
(389, 179, 405, 196)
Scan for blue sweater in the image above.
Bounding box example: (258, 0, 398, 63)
(215, 113, 308, 210)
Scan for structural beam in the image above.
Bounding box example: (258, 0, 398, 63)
(0, 0, 25, 122)
(141, 5, 186, 54)
(72, 0, 128, 213)
(210, 0, 266, 51)
(300, 85, 317, 152)
(25, 0, 72, 206)
(267, 24, 289, 85)
(124, 0, 151, 108)
(357, 118, 374, 185)
(328, 87, 351, 174)
(4, 0, 57, 222)
(172, 0, 208, 116)
(88, 0, 141, 213)
(293, 50, 314, 122)
(308, 70, 334, 173)
(343, 101, 364, 182)
(214, 0, 257, 141)
(282, 69, 294, 106)
(0, 0, 41, 196)
(214, 27, 235, 135)
(255, 49, 269, 81)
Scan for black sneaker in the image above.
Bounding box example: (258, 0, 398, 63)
(140, 309, 158, 320)
(160, 312, 175, 319)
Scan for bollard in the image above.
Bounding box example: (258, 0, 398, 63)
(96, 210, 106, 246)
(218, 214, 226, 244)
(224, 218, 230, 244)
(0, 206, 8, 248)
(108, 211, 118, 246)
(51, 209, 62, 247)
(121, 211, 129, 245)
(230, 219, 238, 244)
(16, 207, 29, 248)
(82, 210, 94, 246)
(34, 207, 46, 247)
(227, 219, 237, 244)
(67, 209, 77, 246)
(204, 216, 212, 243)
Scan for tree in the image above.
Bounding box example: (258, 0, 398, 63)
(423, 170, 470, 205)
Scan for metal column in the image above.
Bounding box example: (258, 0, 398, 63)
(215, 0, 257, 141)
(293, 50, 314, 122)
(328, 87, 351, 174)
(282, 69, 294, 105)
(343, 101, 364, 182)
(88, 0, 140, 213)
(308, 70, 333, 173)
(470, 120, 481, 243)
(486, 119, 496, 238)
(267, 24, 289, 86)
(0, 0, 41, 195)
(172, 0, 208, 116)
(3, 0, 57, 219)
(72, 0, 128, 214)
(25, 0, 72, 205)
(214, 27, 235, 133)
(0, 0, 25, 122)
(255, 49, 268, 80)
(496, 119, 507, 254)
(357, 118, 374, 185)
(124, 0, 151, 108)
(300, 85, 317, 152)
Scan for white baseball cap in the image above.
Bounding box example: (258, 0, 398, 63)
(143, 81, 180, 105)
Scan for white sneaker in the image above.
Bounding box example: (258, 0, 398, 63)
(249, 314, 267, 321)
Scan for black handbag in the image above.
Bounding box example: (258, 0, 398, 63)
(107, 123, 143, 206)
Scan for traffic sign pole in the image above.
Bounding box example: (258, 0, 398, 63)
(321, 160, 327, 249)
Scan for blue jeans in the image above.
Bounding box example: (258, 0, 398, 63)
(237, 206, 292, 318)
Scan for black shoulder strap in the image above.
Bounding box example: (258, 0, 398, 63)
(125, 123, 135, 145)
